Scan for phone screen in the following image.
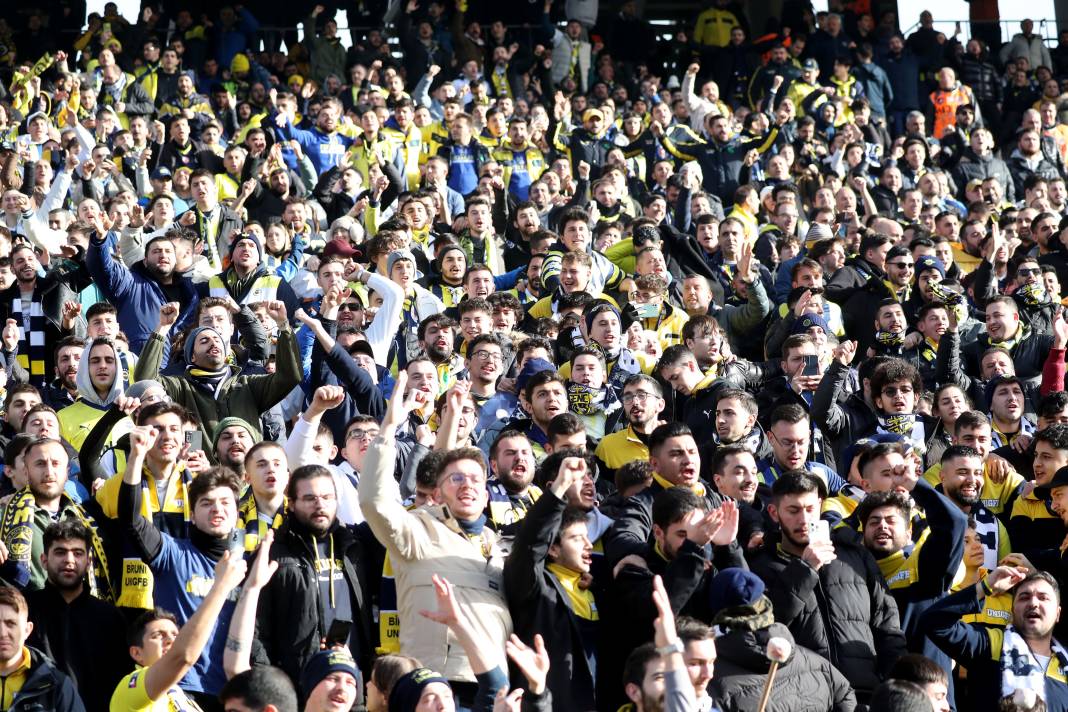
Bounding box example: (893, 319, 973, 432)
(803, 354, 820, 376)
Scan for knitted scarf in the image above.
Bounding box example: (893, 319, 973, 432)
(0, 488, 115, 601)
(490, 66, 511, 99)
(237, 489, 284, 552)
(185, 365, 230, 398)
(877, 413, 926, 453)
(11, 292, 46, 386)
(991, 417, 1037, 450)
(1000, 624, 1068, 701)
(972, 503, 1002, 573)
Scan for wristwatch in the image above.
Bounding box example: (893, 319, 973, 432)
(656, 639, 684, 657)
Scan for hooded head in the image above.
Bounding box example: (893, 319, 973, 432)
(76, 338, 124, 407)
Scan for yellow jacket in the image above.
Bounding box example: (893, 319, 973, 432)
(694, 8, 741, 48)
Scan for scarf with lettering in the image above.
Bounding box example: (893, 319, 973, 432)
(11, 291, 47, 386)
(0, 488, 115, 601)
(1001, 624, 1068, 701)
(490, 66, 511, 99)
(877, 413, 926, 454)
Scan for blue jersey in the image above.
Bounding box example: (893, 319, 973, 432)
(150, 534, 237, 695)
(447, 143, 479, 196)
(275, 116, 355, 174)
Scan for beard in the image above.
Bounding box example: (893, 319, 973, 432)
(146, 261, 175, 280)
(424, 341, 451, 363)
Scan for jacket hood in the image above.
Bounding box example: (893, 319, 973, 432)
(714, 622, 797, 673)
(75, 338, 124, 407)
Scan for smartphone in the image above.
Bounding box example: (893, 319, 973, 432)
(807, 520, 830, 544)
(185, 430, 203, 451)
(228, 529, 244, 553)
(802, 354, 820, 377)
(325, 619, 352, 648)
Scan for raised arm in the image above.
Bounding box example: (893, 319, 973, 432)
(283, 385, 346, 469)
(144, 551, 247, 699)
(133, 302, 179, 386)
(419, 574, 509, 709)
(223, 529, 278, 679)
(358, 372, 432, 560)
(118, 425, 166, 561)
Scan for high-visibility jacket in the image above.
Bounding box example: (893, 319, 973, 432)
(207, 273, 284, 305)
(930, 86, 971, 139)
(383, 124, 424, 190)
(694, 7, 741, 48)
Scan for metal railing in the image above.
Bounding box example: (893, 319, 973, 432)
(901, 18, 1059, 47)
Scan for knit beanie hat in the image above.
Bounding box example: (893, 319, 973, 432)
(184, 326, 230, 366)
(792, 311, 830, 336)
(709, 567, 766, 611)
(229, 232, 263, 263)
(388, 668, 450, 712)
(300, 649, 362, 704)
(211, 416, 260, 452)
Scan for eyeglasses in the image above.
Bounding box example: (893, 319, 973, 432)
(298, 493, 336, 504)
(882, 385, 914, 397)
(1018, 267, 1041, 277)
(888, 262, 914, 270)
(346, 429, 380, 441)
(622, 391, 658, 404)
(338, 303, 362, 312)
(472, 349, 504, 362)
(444, 472, 486, 487)
(771, 433, 807, 451)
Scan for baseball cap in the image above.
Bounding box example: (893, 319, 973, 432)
(1036, 466, 1068, 499)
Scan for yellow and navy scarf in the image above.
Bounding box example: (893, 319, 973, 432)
(238, 490, 284, 551)
(491, 66, 512, 98)
(0, 488, 115, 601)
(12, 291, 47, 387)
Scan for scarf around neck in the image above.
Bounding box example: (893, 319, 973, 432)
(1001, 624, 1068, 702)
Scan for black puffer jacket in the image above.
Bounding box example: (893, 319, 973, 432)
(958, 55, 1001, 103)
(748, 528, 907, 702)
(1008, 149, 1063, 199)
(951, 149, 1016, 202)
(711, 623, 857, 712)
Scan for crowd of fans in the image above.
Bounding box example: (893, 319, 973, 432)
(3, 0, 1068, 711)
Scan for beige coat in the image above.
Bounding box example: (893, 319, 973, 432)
(359, 438, 512, 682)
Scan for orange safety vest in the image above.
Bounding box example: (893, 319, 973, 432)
(930, 87, 969, 139)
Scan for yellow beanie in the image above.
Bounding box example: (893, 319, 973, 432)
(230, 53, 250, 75)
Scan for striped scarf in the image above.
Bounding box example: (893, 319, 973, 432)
(569, 41, 580, 79)
(11, 292, 47, 387)
(490, 67, 511, 99)
(237, 489, 284, 552)
(972, 504, 1002, 572)
(0, 488, 116, 601)
(197, 209, 223, 272)
(991, 417, 1037, 450)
